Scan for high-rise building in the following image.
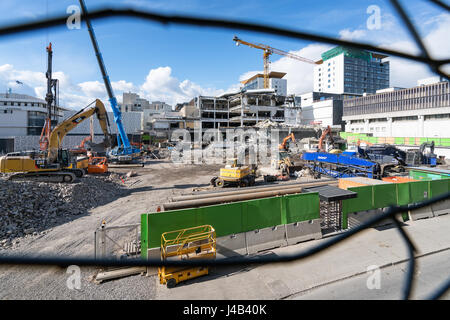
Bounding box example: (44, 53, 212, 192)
(313, 46, 389, 95)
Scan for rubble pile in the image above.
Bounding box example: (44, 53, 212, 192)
(0, 174, 126, 249)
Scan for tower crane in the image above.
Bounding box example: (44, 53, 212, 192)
(233, 36, 319, 89)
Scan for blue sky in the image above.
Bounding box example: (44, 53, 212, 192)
(0, 0, 448, 109)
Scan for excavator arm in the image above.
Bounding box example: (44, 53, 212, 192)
(48, 99, 111, 162)
(279, 133, 295, 151)
(318, 126, 333, 152)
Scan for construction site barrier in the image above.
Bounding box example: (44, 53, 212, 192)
(341, 178, 450, 228)
(340, 132, 450, 147)
(141, 192, 320, 258)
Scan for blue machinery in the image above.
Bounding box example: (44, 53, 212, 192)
(302, 152, 382, 179)
(79, 0, 140, 162)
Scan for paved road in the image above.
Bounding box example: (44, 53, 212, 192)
(291, 249, 450, 300)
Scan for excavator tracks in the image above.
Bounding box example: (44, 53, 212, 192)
(8, 171, 77, 183)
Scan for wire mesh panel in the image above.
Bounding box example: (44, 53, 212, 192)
(319, 200, 342, 234)
(94, 223, 141, 260)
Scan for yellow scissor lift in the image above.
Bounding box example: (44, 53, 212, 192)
(158, 225, 216, 288)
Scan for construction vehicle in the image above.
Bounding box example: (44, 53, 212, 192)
(79, 0, 141, 164)
(0, 99, 112, 182)
(70, 136, 92, 155)
(405, 141, 437, 166)
(279, 132, 295, 151)
(233, 36, 318, 89)
(87, 156, 108, 174)
(357, 144, 406, 165)
(317, 126, 333, 152)
(210, 159, 256, 188)
(159, 225, 216, 288)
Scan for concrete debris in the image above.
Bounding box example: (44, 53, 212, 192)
(0, 173, 126, 250)
(254, 119, 323, 130)
(294, 167, 314, 178)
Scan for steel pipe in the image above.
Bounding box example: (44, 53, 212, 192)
(162, 187, 304, 211)
(171, 180, 337, 202)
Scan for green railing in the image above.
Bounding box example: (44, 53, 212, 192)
(340, 132, 450, 147)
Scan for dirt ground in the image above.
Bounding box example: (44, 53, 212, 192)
(0, 159, 225, 299)
(0, 157, 325, 299)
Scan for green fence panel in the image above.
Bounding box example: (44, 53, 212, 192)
(284, 192, 320, 223)
(429, 179, 449, 198)
(373, 184, 397, 208)
(396, 183, 411, 221)
(342, 186, 374, 213)
(396, 183, 411, 205)
(146, 207, 201, 249)
(440, 138, 450, 147)
(141, 214, 149, 258)
(409, 170, 447, 181)
(409, 181, 430, 202)
(199, 202, 245, 237)
(395, 137, 404, 145)
(245, 197, 282, 230)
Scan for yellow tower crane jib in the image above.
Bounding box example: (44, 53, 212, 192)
(233, 36, 317, 90)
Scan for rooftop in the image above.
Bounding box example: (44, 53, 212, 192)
(0, 92, 45, 103)
(315, 46, 388, 64)
(240, 71, 287, 85)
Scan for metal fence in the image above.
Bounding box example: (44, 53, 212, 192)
(94, 223, 140, 260)
(0, 0, 449, 300)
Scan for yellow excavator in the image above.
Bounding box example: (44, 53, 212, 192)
(0, 99, 111, 182)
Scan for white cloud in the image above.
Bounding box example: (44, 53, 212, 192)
(339, 28, 367, 40)
(380, 13, 450, 87)
(0, 63, 227, 111)
(139, 66, 224, 105)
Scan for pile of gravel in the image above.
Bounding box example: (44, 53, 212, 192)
(0, 173, 126, 249)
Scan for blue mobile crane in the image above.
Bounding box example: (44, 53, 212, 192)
(79, 0, 141, 163)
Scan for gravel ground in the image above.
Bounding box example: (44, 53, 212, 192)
(0, 173, 126, 250)
(0, 160, 221, 299)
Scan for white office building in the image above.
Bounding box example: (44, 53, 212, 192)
(0, 91, 65, 137)
(343, 80, 450, 137)
(313, 46, 389, 95)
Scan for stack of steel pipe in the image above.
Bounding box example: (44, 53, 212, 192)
(162, 180, 337, 211)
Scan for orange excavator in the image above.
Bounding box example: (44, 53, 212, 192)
(356, 139, 373, 147)
(318, 126, 334, 152)
(279, 133, 296, 151)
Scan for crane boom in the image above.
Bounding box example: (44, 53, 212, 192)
(78, 0, 136, 157)
(233, 36, 318, 89)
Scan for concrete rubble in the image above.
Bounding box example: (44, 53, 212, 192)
(0, 173, 126, 250)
